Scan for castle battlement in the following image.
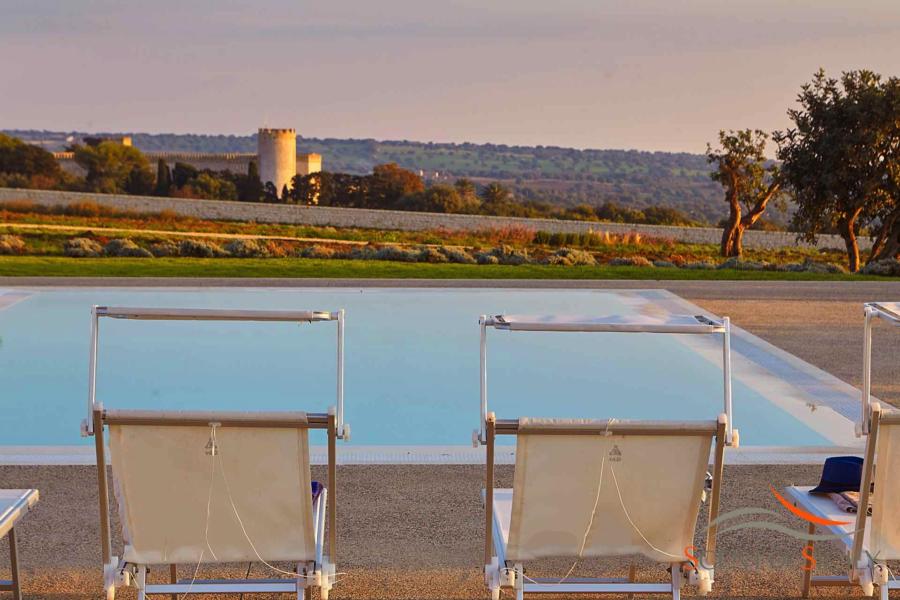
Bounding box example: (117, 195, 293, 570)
(257, 128, 296, 135)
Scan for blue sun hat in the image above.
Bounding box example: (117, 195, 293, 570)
(810, 456, 864, 494)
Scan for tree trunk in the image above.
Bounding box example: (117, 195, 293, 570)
(838, 214, 861, 272)
(719, 180, 780, 259)
(871, 226, 900, 263)
(868, 207, 900, 264)
(720, 181, 741, 257)
(732, 226, 745, 258)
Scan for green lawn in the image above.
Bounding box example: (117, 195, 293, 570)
(0, 256, 888, 280)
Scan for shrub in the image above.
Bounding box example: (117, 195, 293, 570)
(546, 255, 572, 265)
(861, 259, 900, 277)
(0, 235, 25, 255)
(620, 232, 644, 245)
(550, 248, 596, 266)
(261, 240, 292, 258)
(178, 239, 226, 258)
(64, 237, 103, 257)
(374, 244, 419, 262)
(608, 256, 652, 267)
(717, 257, 765, 271)
(346, 246, 377, 260)
(475, 252, 500, 265)
(439, 246, 476, 264)
(299, 245, 335, 259)
(417, 246, 450, 263)
(490, 245, 530, 265)
(104, 238, 152, 258)
(224, 238, 269, 258)
(782, 259, 848, 274)
(149, 240, 180, 257)
(682, 261, 715, 270)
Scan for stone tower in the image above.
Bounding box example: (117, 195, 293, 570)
(257, 128, 296, 194)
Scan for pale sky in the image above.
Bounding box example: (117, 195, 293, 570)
(2, 0, 899, 153)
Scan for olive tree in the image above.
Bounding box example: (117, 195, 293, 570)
(706, 129, 781, 257)
(865, 76, 900, 263)
(775, 70, 898, 271)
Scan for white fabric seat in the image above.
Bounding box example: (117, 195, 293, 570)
(483, 416, 726, 600)
(99, 410, 336, 600)
(110, 421, 316, 565)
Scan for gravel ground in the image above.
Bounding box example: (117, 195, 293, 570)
(0, 464, 863, 600)
(0, 279, 897, 598)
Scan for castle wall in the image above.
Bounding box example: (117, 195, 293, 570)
(53, 151, 321, 179)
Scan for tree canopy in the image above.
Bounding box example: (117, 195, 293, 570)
(74, 141, 153, 194)
(0, 133, 64, 188)
(775, 69, 900, 271)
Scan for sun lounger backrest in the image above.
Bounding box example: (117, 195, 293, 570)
(506, 418, 714, 562)
(869, 413, 900, 560)
(109, 414, 316, 565)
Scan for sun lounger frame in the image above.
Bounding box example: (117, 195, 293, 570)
(788, 403, 900, 599)
(483, 415, 727, 599)
(860, 302, 900, 435)
(478, 313, 736, 446)
(84, 306, 347, 599)
(0, 490, 39, 600)
(85, 306, 347, 439)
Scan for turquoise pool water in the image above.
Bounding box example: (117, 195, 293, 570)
(0, 287, 856, 447)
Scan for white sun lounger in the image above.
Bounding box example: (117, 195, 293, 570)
(84, 307, 348, 600)
(0, 490, 39, 600)
(786, 402, 900, 600)
(477, 314, 734, 599)
(483, 416, 727, 600)
(787, 402, 900, 599)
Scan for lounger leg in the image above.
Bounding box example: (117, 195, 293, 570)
(7, 528, 21, 600)
(671, 564, 682, 600)
(136, 565, 147, 600)
(515, 564, 524, 600)
(801, 523, 815, 598)
(169, 564, 177, 600)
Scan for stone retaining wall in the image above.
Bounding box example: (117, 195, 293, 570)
(0, 187, 869, 250)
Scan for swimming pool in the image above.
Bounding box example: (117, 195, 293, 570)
(0, 287, 861, 455)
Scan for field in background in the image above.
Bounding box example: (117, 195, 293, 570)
(6, 129, 745, 224)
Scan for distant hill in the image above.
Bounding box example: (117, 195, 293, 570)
(4, 129, 772, 225)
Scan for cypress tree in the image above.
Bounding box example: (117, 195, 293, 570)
(239, 160, 264, 202)
(154, 159, 172, 196)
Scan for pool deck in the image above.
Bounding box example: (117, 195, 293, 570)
(0, 278, 898, 598)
